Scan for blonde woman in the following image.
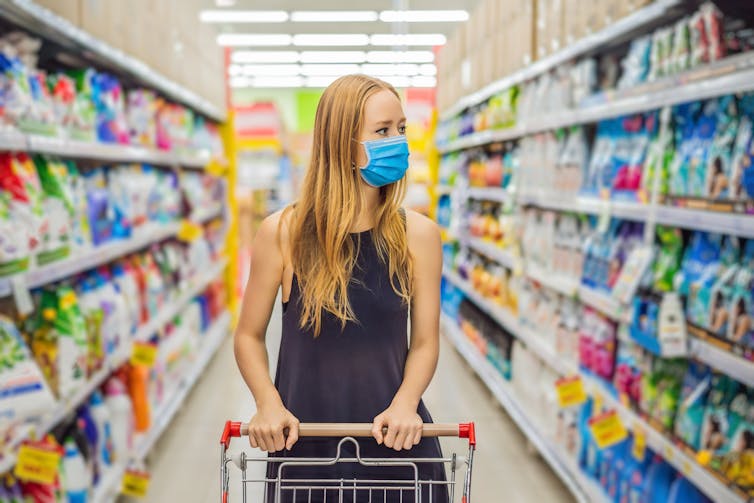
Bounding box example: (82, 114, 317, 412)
(234, 74, 447, 502)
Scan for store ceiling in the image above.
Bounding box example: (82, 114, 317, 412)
(199, 0, 478, 88)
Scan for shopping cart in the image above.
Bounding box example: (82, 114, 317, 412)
(220, 421, 476, 503)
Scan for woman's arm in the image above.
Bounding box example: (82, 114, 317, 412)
(372, 210, 442, 451)
(234, 211, 299, 452)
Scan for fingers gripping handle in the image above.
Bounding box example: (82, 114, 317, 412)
(221, 421, 476, 448)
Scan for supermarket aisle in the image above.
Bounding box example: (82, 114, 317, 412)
(145, 297, 573, 502)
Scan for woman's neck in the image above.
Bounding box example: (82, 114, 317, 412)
(352, 184, 380, 232)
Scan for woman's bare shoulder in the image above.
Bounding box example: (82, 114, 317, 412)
(403, 209, 440, 250)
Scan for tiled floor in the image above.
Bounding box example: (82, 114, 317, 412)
(143, 300, 574, 502)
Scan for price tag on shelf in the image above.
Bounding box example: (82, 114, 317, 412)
(632, 426, 646, 462)
(121, 469, 151, 498)
(588, 410, 628, 449)
(592, 390, 604, 414)
(131, 342, 158, 367)
(11, 275, 33, 317)
(597, 200, 611, 234)
(663, 444, 675, 461)
(14, 442, 61, 485)
(177, 220, 203, 242)
(555, 376, 587, 408)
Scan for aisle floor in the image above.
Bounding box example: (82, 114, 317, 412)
(143, 299, 574, 502)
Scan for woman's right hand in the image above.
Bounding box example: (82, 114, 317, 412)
(247, 403, 300, 452)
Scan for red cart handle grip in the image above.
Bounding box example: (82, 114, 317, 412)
(221, 421, 476, 448)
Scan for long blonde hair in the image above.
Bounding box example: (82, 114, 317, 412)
(285, 74, 413, 335)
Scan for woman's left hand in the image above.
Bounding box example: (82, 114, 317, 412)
(372, 401, 423, 451)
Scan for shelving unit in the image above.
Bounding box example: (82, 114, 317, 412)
(0, 0, 224, 122)
(441, 314, 607, 503)
(92, 310, 232, 503)
(0, 259, 228, 475)
(689, 338, 754, 389)
(467, 186, 515, 204)
(463, 236, 519, 271)
(0, 207, 223, 298)
(442, 270, 749, 503)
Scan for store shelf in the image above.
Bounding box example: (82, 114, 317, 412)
(0, 260, 227, 475)
(443, 269, 519, 335)
(578, 285, 633, 324)
(463, 237, 519, 271)
(655, 206, 754, 239)
(0, 207, 222, 298)
(0, 0, 224, 122)
(467, 186, 515, 204)
(92, 310, 232, 503)
(440, 314, 607, 503)
(435, 184, 454, 196)
(0, 131, 212, 168)
(443, 270, 748, 503)
(525, 264, 580, 298)
(689, 337, 754, 389)
(583, 376, 749, 503)
(518, 191, 651, 222)
(439, 0, 682, 121)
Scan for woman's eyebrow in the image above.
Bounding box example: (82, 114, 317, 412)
(373, 119, 393, 126)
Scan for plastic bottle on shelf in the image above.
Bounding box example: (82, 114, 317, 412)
(62, 437, 91, 503)
(105, 376, 135, 462)
(88, 391, 113, 470)
(128, 364, 151, 433)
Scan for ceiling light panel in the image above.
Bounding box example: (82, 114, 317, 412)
(366, 50, 434, 63)
(242, 64, 301, 76)
(291, 11, 378, 22)
(379, 10, 469, 22)
(218, 34, 292, 46)
(419, 63, 437, 76)
(200, 10, 288, 23)
(361, 64, 420, 76)
(293, 34, 370, 47)
(231, 51, 300, 63)
(305, 76, 341, 87)
(370, 34, 446, 46)
(251, 76, 305, 88)
(299, 51, 366, 63)
(300, 64, 361, 76)
(410, 76, 437, 87)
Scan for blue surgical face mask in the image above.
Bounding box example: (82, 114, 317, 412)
(357, 135, 409, 187)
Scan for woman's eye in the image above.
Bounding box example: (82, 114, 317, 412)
(398, 125, 406, 134)
(376, 127, 388, 135)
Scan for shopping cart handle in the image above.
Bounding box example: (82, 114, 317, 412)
(221, 421, 476, 448)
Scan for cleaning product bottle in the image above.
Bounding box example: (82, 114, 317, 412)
(642, 456, 676, 503)
(88, 392, 113, 470)
(62, 437, 90, 503)
(105, 376, 134, 461)
(128, 364, 151, 433)
(75, 407, 99, 484)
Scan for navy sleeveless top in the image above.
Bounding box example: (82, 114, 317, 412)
(266, 227, 448, 503)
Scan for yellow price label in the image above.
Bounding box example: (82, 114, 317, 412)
(588, 410, 628, 449)
(121, 470, 150, 498)
(14, 443, 61, 485)
(663, 444, 675, 461)
(593, 391, 604, 414)
(555, 376, 587, 408)
(206, 159, 227, 177)
(632, 427, 646, 462)
(177, 220, 204, 242)
(131, 342, 158, 367)
(681, 460, 693, 476)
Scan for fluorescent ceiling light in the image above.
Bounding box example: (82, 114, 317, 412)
(228, 64, 244, 76)
(381, 76, 411, 88)
(379, 10, 469, 22)
(293, 34, 370, 46)
(215, 0, 236, 6)
(200, 10, 288, 23)
(370, 34, 446, 46)
(218, 34, 292, 46)
(230, 76, 251, 88)
(232, 51, 299, 63)
(419, 63, 437, 76)
(411, 76, 437, 87)
(305, 76, 341, 87)
(366, 50, 434, 63)
(299, 51, 366, 63)
(300, 64, 360, 76)
(251, 76, 304, 87)
(291, 11, 378, 22)
(361, 64, 420, 76)
(242, 64, 301, 76)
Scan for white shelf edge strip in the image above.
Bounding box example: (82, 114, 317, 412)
(92, 310, 232, 503)
(439, 0, 682, 121)
(467, 187, 515, 204)
(0, 131, 213, 168)
(0, 260, 228, 474)
(1, 0, 224, 121)
(690, 338, 754, 389)
(0, 207, 223, 297)
(439, 51, 754, 154)
(440, 315, 605, 503)
(463, 237, 518, 271)
(443, 269, 519, 335)
(442, 271, 748, 503)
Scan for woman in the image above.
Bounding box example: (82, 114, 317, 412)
(233, 74, 447, 503)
